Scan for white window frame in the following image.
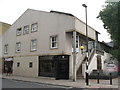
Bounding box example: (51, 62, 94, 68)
(23, 25, 29, 35)
(16, 42, 21, 53)
(50, 36, 58, 49)
(72, 35, 80, 52)
(16, 28, 22, 36)
(30, 39, 37, 51)
(31, 23, 38, 32)
(4, 44, 8, 54)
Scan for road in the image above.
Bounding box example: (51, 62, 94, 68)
(2, 78, 73, 89)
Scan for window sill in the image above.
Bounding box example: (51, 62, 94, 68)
(16, 51, 20, 53)
(4, 53, 8, 54)
(50, 47, 58, 50)
(30, 49, 37, 52)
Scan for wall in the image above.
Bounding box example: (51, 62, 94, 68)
(75, 18, 96, 40)
(0, 22, 11, 74)
(88, 54, 97, 74)
(2, 9, 75, 77)
(0, 58, 2, 74)
(2, 9, 75, 58)
(13, 56, 38, 77)
(101, 51, 112, 70)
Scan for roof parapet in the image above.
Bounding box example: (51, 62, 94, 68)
(50, 10, 74, 17)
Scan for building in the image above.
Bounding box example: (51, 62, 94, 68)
(2, 9, 111, 79)
(0, 22, 11, 74)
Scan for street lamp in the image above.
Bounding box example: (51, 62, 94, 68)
(80, 45, 84, 54)
(82, 4, 89, 86)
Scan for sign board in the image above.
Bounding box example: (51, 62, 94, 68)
(4, 58, 13, 61)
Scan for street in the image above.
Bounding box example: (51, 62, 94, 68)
(2, 78, 73, 89)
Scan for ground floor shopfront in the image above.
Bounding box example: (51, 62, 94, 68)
(3, 55, 70, 79)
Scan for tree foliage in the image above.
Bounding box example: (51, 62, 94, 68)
(97, 2, 120, 62)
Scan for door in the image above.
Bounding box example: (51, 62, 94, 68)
(55, 55, 69, 79)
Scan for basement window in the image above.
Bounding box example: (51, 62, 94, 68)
(17, 62, 20, 67)
(29, 62, 33, 68)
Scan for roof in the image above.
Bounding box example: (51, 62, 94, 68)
(50, 10, 74, 17)
(99, 41, 114, 48)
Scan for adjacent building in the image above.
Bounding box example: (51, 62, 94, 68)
(0, 22, 11, 74)
(2, 9, 113, 79)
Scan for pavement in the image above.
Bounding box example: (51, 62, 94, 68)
(0, 73, 119, 89)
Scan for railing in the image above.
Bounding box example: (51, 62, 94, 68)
(76, 48, 96, 72)
(88, 48, 96, 65)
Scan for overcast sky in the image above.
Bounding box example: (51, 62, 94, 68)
(0, 0, 111, 42)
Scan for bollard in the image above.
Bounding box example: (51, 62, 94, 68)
(86, 72, 89, 85)
(110, 73, 112, 85)
(97, 72, 100, 84)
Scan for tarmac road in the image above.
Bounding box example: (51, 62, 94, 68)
(2, 78, 73, 89)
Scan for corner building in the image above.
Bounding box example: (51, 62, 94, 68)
(2, 9, 100, 79)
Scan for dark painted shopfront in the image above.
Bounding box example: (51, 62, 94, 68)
(38, 55, 69, 79)
(3, 57, 13, 73)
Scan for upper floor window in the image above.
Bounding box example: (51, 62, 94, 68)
(50, 36, 58, 49)
(30, 39, 37, 51)
(72, 35, 80, 52)
(31, 23, 38, 32)
(16, 28, 22, 36)
(23, 25, 29, 35)
(4, 44, 8, 54)
(16, 42, 21, 53)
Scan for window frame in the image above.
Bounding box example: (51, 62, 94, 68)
(31, 23, 38, 32)
(4, 44, 8, 54)
(16, 27, 22, 36)
(30, 39, 37, 51)
(72, 35, 80, 52)
(50, 35, 58, 49)
(15, 42, 21, 53)
(23, 25, 29, 35)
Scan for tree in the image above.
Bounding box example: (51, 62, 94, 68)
(97, 2, 120, 57)
(97, 2, 120, 74)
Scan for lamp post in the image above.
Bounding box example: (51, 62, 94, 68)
(82, 4, 89, 86)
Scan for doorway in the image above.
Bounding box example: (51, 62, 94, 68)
(3, 58, 13, 73)
(55, 55, 69, 79)
(38, 55, 69, 79)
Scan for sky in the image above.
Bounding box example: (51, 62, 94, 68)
(0, 0, 111, 42)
